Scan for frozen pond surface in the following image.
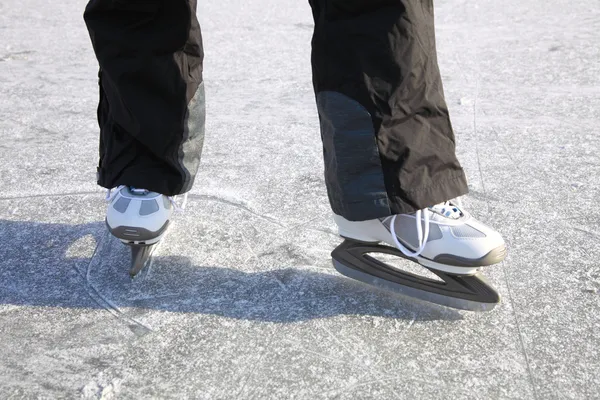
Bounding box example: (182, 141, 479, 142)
(1, 0, 599, 398)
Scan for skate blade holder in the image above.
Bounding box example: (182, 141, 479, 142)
(331, 239, 500, 312)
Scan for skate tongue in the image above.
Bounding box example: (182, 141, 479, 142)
(129, 187, 149, 196)
(429, 202, 463, 219)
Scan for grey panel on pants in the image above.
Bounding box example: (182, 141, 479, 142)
(317, 91, 390, 221)
(177, 81, 206, 193)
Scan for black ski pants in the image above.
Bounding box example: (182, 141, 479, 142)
(84, 0, 468, 221)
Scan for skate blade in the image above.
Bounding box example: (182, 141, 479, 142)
(333, 260, 497, 312)
(129, 245, 157, 278)
(331, 240, 500, 312)
(126, 224, 172, 279)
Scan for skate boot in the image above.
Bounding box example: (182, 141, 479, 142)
(106, 186, 174, 277)
(331, 201, 507, 311)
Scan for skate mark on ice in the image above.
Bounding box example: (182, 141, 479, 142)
(572, 226, 600, 241)
(235, 346, 270, 398)
(316, 316, 413, 398)
(329, 376, 427, 398)
(320, 323, 382, 380)
(281, 337, 355, 365)
(0, 191, 101, 202)
(453, 51, 476, 87)
(190, 194, 285, 228)
(5, 115, 89, 143)
(304, 226, 339, 238)
(72, 230, 153, 337)
(269, 274, 289, 292)
(405, 312, 417, 330)
(473, 77, 491, 217)
(293, 23, 312, 30)
(334, 353, 403, 398)
(240, 226, 261, 264)
(584, 267, 600, 294)
(0, 50, 35, 61)
(321, 357, 443, 398)
(473, 72, 540, 399)
(257, 244, 315, 267)
(575, 232, 600, 293)
(234, 319, 281, 398)
(277, 215, 339, 238)
(127, 293, 182, 302)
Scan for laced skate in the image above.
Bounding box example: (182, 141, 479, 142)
(105, 186, 186, 277)
(331, 201, 507, 311)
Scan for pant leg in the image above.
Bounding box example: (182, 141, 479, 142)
(84, 0, 205, 196)
(309, 0, 468, 221)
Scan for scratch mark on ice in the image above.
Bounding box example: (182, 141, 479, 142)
(72, 230, 153, 337)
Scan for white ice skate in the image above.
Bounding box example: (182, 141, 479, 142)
(331, 201, 507, 311)
(106, 186, 176, 277)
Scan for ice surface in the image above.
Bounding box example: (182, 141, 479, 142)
(1, 0, 599, 398)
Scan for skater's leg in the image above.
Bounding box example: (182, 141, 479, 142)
(84, 0, 205, 196)
(308, 0, 504, 264)
(308, 0, 467, 220)
(84, 1, 204, 276)
(309, 1, 506, 309)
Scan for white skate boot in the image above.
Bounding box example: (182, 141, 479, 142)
(106, 186, 175, 277)
(331, 201, 507, 311)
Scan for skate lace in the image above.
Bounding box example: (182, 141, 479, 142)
(105, 186, 188, 212)
(389, 200, 462, 258)
(390, 210, 430, 258)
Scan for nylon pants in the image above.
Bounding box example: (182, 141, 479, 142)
(84, 0, 468, 221)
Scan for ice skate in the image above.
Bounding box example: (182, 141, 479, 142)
(105, 186, 175, 277)
(331, 201, 507, 311)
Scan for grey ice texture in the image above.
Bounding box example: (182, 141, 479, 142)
(0, 0, 599, 399)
